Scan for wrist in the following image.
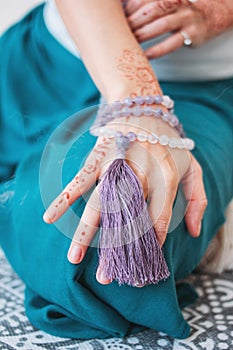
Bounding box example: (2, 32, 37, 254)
(108, 116, 180, 138)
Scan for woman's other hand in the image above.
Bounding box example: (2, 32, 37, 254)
(126, 0, 233, 58)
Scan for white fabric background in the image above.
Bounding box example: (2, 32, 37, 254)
(0, 0, 42, 33)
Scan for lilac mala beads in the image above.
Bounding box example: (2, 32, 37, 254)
(95, 95, 194, 287)
(93, 95, 185, 137)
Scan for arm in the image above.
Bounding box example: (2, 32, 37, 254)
(55, 0, 162, 101)
(44, 0, 207, 284)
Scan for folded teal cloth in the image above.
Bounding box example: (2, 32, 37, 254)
(0, 4, 232, 339)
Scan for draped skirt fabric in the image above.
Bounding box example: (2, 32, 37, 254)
(0, 4, 232, 339)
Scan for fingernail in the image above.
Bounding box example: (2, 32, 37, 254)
(97, 268, 109, 283)
(69, 245, 82, 262)
(145, 51, 153, 59)
(43, 208, 57, 222)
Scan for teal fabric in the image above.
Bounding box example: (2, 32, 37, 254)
(0, 4, 233, 340)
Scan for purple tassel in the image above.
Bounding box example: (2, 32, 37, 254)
(98, 158, 170, 286)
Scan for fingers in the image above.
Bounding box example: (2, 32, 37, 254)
(96, 266, 112, 285)
(125, 0, 152, 16)
(67, 188, 100, 264)
(182, 156, 208, 237)
(135, 11, 185, 42)
(43, 167, 97, 224)
(43, 141, 110, 223)
(127, 0, 182, 31)
(148, 157, 179, 246)
(145, 32, 184, 59)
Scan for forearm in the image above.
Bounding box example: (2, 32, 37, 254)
(55, 0, 162, 102)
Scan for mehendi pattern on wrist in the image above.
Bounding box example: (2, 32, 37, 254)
(116, 48, 162, 96)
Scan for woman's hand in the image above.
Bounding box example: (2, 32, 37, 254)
(126, 0, 233, 58)
(43, 116, 207, 285)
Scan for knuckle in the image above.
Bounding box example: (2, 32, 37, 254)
(160, 17, 169, 28)
(163, 157, 179, 186)
(200, 198, 208, 209)
(155, 219, 168, 236)
(157, 0, 179, 12)
(183, 7, 193, 19)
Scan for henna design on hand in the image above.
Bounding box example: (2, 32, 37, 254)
(55, 192, 70, 208)
(53, 139, 112, 210)
(117, 48, 162, 96)
(198, 0, 232, 34)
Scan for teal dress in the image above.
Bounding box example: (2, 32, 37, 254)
(0, 4, 232, 339)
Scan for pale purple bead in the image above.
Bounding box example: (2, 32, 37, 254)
(185, 139, 195, 150)
(132, 106, 143, 117)
(112, 100, 123, 111)
(143, 106, 153, 116)
(105, 128, 115, 138)
(137, 132, 148, 142)
(162, 96, 174, 109)
(116, 151, 126, 159)
(112, 110, 121, 118)
(115, 131, 124, 138)
(168, 138, 178, 148)
(134, 96, 145, 105)
(123, 97, 133, 107)
(144, 95, 154, 104)
(126, 131, 137, 142)
(90, 127, 98, 136)
(122, 106, 132, 117)
(176, 139, 184, 149)
(162, 112, 170, 122)
(116, 136, 130, 150)
(177, 139, 185, 149)
(106, 113, 113, 121)
(148, 133, 159, 144)
(159, 135, 169, 146)
(154, 95, 163, 104)
(98, 127, 106, 135)
(169, 115, 179, 127)
(153, 108, 163, 117)
(103, 104, 112, 114)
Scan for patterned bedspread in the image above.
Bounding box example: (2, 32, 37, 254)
(0, 249, 232, 350)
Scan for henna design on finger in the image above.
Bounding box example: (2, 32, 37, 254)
(117, 48, 162, 96)
(54, 192, 71, 209)
(53, 139, 113, 211)
(74, 139, 112, 182)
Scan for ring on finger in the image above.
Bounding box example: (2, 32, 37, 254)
(181, 31, 192, 47)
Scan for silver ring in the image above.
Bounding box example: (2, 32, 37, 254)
(181, 31, 192, 47)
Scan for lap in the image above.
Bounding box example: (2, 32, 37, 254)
(1, 81, 232, 337)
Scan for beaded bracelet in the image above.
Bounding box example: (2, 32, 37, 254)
(95, 94, 185, 137)
(91, 127, 195, 156)
(94, 105, 184, 137)
(98, 94, 174, 114)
